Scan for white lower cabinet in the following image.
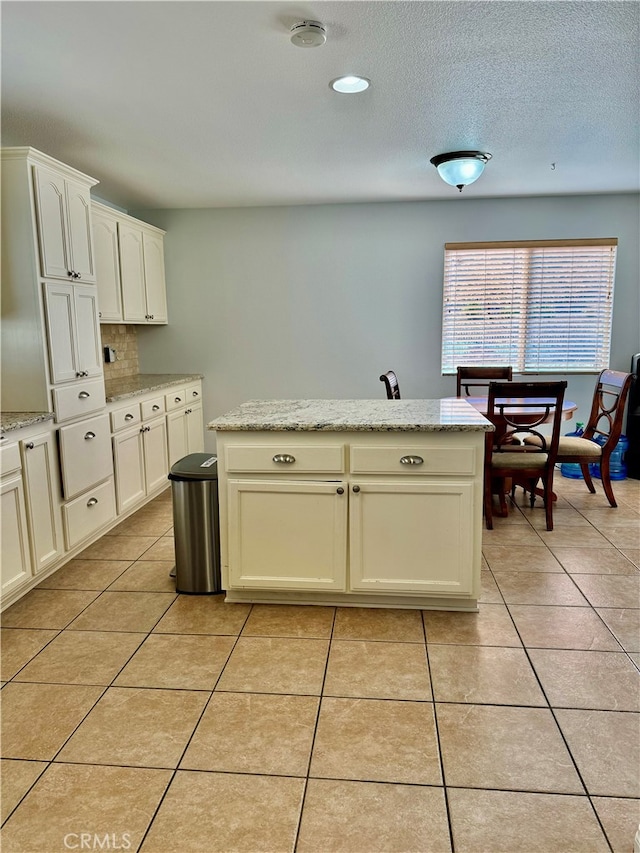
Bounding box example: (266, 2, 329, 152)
(167, 402, 204, 467)
(113, 415, 168, 514)
(348, 480, 475, 594)
(62, 479, 116, 550)
(20, 432, 63, 575)
(227, 479, 347, 590)
(216, 430, 484, 607)
(58, 413, 113, 500)
(1, 472, 31, 597)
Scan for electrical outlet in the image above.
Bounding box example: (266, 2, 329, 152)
(104, 346, 117, 363)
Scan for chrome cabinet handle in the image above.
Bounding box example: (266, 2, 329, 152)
(175, 397, 182, 403)
(337, 487, 344, 494)
(86, 497, 98, 507)
(273, 454, 295, 464)
(25, 441, 34, 450)
(192, 390, 199, 397)
(78, 391, 90, 399)
(76, 371, 83, 378)
(152, 405, 160, 411)
(124, 413, 134, 421)
(352, 485, 360, 493)
(400, 455, 424, 465)
(84, 431, 96, 440)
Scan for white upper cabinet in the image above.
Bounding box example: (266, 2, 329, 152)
(44, 281, 102, 385)
(119, 221, 148, 321)
(34, 166, 96, 283)
(92, 206, 122, 321)
(93, 201, 168, 325)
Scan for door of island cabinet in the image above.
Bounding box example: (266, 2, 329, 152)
(348, 480, 475, 594)
(226, 479, 348, 591)
(20, 432, 63, 575)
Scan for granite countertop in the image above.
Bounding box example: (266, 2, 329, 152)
(1, 411, 55, 435)
(104, 373, 204, 403)
(208, 399, 494, 432)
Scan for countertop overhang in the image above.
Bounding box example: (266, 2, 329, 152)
(208, 399, 494, 433)
(1, 411, 55, 434)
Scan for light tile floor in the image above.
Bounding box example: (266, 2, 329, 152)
(1, 476, 639, 852)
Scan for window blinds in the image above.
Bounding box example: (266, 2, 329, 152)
(441, 239, 617, 374)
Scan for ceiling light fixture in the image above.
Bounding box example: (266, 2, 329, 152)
(330, 75, 370, 94)
(429, 150, 492, 192)
(290, 21, 326, 48)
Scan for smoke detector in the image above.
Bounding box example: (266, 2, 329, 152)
(290, 20, 327, 48)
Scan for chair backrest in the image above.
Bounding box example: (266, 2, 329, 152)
(487, 380, 568, 456)
(582, 369, 633, 451)
(457, 366, 513, 397)
(379, 370, 401, 399)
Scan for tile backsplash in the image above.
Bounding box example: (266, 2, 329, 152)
(100, 324, 140, 380)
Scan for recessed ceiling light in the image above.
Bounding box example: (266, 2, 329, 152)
(330, 75, 370, 94)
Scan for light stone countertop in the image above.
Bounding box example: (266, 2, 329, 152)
(208, 399, 494, 432)
(104, 373, 204, 403)
(1, 411, 55, 434)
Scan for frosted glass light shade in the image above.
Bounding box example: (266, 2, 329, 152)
(430, 151, 492, 191)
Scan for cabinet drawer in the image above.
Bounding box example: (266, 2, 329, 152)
(59, 413, 114, 499)
(111, 403, 142, 432)
(1, 442, 21, 477)
(225, 444, 345, 474)
(186, 383, 202, 404)
(350, 445, 477, 476)
(53, 378, 106, 423)
(165, 387, 187, 412)
(63, 479, 116, 550)
(141, 396, 165, 420)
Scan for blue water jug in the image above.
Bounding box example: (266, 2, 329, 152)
(560, 423, 585, 479)
(589, 434, 629, 480)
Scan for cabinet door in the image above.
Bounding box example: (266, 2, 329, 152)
(93, 211, 123, 321)
(21, 433, 63, 574)
(119, 223, 147, 322)
(65, 180, 95, 282)
(143, 416, 169, 493)
(349, 481, 475, 594)
(142, 231, 168, 323)
(186, 402, 204, 454)
(33, 166, 70, 280)
(166, 409, 188, 468)
(1, 473, 32, 597)
(44, 282, 78, 384)
(113, 426, 146, 514)
(74, 284, 103, 378)
(227, 479, 347, 591)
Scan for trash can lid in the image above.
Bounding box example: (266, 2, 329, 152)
(168, 453, 218, 481)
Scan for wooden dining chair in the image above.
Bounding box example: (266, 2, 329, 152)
(484, 380, 567, 531)
(457, 366, 513, 397)
(379, 370, 401, 399)
(524, 369, 633, 507)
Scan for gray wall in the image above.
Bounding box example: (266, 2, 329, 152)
(134, 194, 639, 451)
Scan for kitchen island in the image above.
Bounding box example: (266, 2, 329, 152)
(208, 399, 493, 611)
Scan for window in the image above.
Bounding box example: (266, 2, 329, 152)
(441, 239, 617, 374)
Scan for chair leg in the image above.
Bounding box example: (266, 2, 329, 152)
(580, 462, 596, 494)
(484, 474, 494, 530)
(544, 477, 554, 531)
(528, 478, 539, 508)
(599, 456, 618, 508)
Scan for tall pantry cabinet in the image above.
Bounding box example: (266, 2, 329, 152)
(1, 148, 115, 574)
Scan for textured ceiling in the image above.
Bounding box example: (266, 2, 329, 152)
(2, 1, 638, 209)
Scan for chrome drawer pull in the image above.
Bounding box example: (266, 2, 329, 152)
(86, 497, 99, 507)
(273, 453, 296, 464)
(192, 390, 199, 397)
(25, 442, 34, 450)
(124, 413, 135, 421)
(84, 431, 96, 440)
(400, 455, 424, 465)
(175, 397, 182, 403)
(152, 404, 160, 411)
(78, 391, 91, 399)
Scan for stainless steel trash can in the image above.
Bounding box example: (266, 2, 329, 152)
(168, 453, 221, 594)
